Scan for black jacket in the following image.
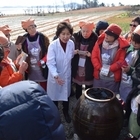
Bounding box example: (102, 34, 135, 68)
(0, 81, 65, 140)
(72, 31, 98, 81)
(138, 104, 140, 126)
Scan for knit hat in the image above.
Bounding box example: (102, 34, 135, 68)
(133, 25, 140, 35)
(79, 21, 95, 31)
(95, 21, 109, 36)
(0, 25, 11, 35)
(21, 18, 35, 29)
(105, 23, 122, 39)
(0, 31, 8, 46)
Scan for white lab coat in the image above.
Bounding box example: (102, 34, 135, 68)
(47, 38, 74, 101)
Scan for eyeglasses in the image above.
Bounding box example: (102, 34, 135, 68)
(27, 25, 36, 31)
(130, 24, 137, 27)
(5, 34, 11, 38)
(0, 42, 11, 49)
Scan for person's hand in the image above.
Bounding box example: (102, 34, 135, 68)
(18, 61, 28, 74)
(74, 49, 79, 55)
(15, 54, 22, 65)
(54, 76, 65, 86)
(86, 51, 91, 57)
(122, 65, 130, 73)
(16, 43, 22, 51)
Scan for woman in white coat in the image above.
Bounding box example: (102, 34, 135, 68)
(47, 21, 74, 123)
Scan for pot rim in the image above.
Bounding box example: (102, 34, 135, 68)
(84, 87, 115, 102)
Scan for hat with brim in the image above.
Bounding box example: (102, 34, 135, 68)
(0, 31, 8, 46)
(62, 18, 70, 23)
(21, 18, 35, 30)
(79, 21, 95, 31)
(105, 30, 119, 39)
(105, 23, 122, 39)
(0, 25, 11, 35)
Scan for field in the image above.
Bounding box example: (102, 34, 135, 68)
(0, 6, 132, 42)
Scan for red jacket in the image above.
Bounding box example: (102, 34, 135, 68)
(91, 33, 129, 82)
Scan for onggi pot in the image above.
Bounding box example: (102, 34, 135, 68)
(72, 87, 124, 140)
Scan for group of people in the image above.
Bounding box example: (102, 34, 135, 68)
(0, 15, 140, 140)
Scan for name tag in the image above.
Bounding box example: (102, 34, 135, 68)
(78, 58, 86, 67)
(122, 73, 128, 80)
(100, 64, 110, 76)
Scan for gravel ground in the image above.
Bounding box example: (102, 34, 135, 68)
(57, 92, 129, 140)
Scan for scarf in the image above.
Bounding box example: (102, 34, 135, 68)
(102, 39, 119, 50)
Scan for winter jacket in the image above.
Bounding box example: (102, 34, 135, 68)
(91, 33, 129, 82)
(138, 104, 140, 126)
(0, 59, 23, 87)
(0, 80, 65, 140)
(72, 31, 98, 81)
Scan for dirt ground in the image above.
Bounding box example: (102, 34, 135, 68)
(0, 6, 130, 42)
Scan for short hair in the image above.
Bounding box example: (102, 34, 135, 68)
(132, 16, 140, 25)
(131, 33, 140, 44)
(56, 22, 73, 37)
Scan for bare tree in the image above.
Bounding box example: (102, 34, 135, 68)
(111, 3, 115, 7)
(83, 0, 90, 8)
(47, 6, 54, 14)
(92, 0, 98, 7)
(83, 0, 99, 8)
(53, 0, 59, 12)
(99, 2, 105, 7)
(61, 0, 67, 11)
(119, 2, 124, 6)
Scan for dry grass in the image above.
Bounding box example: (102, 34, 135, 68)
(107, 12, 134, 34)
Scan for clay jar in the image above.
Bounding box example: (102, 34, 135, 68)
(72, 87, 124, 140)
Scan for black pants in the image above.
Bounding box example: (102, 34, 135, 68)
(53, 99, 69, 112)
(75, 83, 93, 99)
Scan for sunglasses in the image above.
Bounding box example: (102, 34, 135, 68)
(130, 24, 137, 27)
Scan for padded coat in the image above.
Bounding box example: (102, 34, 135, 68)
(0, 80, 65, 140)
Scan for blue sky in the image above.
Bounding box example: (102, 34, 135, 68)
(0, 0, 139, 6)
